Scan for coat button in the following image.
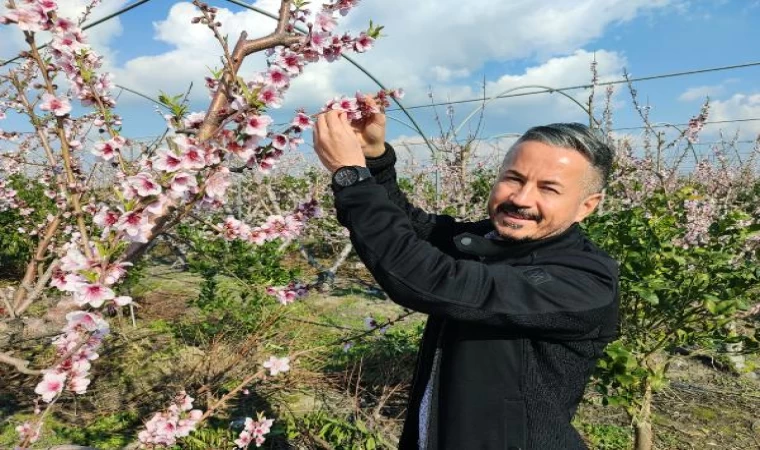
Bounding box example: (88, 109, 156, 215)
(460, 237, 472, 246)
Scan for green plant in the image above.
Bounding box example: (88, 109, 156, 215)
(585, 186, 760, 450)
(53, 411, 140, 449)
(0, 174, 57, 279)
(578, 422, 633, 450)
(287, 410, 390, 449)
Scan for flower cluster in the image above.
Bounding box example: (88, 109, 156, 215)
(1, 1, 116, 113)
(15, 420, 42, 445)
(0, 178, 19, 212)
(262, 355, 291, 376)
(685, 101, 709, 144)
(266, 281, 309, 305)
(51, 245, 132, 308)
(324, 88, 404, 121)
(137, 391, 203, 448)
(34, 311, 110, 403)
(234, 413, 274, 449)
(218, 199, 322, 245)
(679, 197, 716, 248)
(186, 0, 376, 174)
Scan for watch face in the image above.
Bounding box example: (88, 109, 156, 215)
(335, 167, 359, 186)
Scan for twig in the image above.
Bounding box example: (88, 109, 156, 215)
(0, 352, 41, 375)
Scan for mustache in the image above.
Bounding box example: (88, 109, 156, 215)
(497, 203, 542, 222)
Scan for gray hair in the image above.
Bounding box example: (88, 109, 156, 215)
(510, 123, 614, 193)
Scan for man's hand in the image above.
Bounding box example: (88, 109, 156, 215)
(313, 110, 366, 173)
(351, 95, 386, 158)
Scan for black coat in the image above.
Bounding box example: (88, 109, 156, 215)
(333, 144, 620, 450)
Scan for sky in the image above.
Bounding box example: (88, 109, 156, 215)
(1, 0, 759, 168)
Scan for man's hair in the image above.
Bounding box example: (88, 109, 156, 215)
(511, 123, 614, 194)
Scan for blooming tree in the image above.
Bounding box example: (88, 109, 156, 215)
(0, 0, 398, 446)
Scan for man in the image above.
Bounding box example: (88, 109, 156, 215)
(313, 104, 619, 450)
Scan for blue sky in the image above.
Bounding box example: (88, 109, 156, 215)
(1, 0, 759, 165)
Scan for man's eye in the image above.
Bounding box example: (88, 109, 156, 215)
(541, 186, 559, 194)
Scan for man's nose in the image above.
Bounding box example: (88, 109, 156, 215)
(510, 184, 535, 206)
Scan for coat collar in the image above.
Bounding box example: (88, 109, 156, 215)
(453, 223, 583, 259)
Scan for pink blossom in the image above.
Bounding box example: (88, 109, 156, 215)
(314, 11, 337, 32)
(145, 194, 174, 216)
(291, 112, 313, 129)
(138, 391, 203, 447)
(181, 146, 207, 171)
(113, 296, 133, 306)
(60, 247, 89, 272)
(265, 66, 290, 89)
(52, 31, 89, 54)
(39, 93, 72, 117)
(74, 283, 115, 308)
(236, 413, 274, 448)
(168, 172, 198, 198)
(183, 111, 206, 129)
(68, 375, 91, 394)
(390, 88, 405, 99)
(274, 50, 304, 74)
(309, 31, 330, 54)
(93, 206, 119, 230)
(271, 134, 289, 151)
(104, 262, 131, 285)
(64, 310, 109, 335)
(2, 4, 48, 32)
(51, 270, 84, 292)
(257, 86, 282, 109)
(35, 371, 67, 403)
(245, 115, 273, 138)
(37, 0, 58, 14)
(235, 431, 253, 448)
(116, 211, 153, 243)
(16, 421, 42, 444)
(127, 172, 162, 197)
(205, 167, 230, 200)
(54, 17, 76, 33)
(262, 355, 290, 376)
(153, 147, 183, 172)
(92, 136, 125, 161)
(266, 281, 309, 305)
(353, 32, 374, 52)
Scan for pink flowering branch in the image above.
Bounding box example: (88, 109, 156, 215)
(196, 0, 301, 141)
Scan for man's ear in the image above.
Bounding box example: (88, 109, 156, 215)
(575, 192, 603, 222)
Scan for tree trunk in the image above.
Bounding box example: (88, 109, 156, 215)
(634, 380, 654, 450)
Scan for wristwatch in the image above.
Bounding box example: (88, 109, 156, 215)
(332, 165, 371, 190)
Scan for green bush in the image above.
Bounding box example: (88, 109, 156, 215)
(0, 175, 57, 279)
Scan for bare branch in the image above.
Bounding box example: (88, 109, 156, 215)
(0, 352, 41, 375)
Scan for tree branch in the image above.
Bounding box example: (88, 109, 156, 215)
(0, 352, 41, 375)
(197, 0, 301, 141)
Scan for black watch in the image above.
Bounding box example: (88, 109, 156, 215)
(332, 165, 371, 190)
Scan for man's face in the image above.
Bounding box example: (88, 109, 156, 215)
(487, 140, 602, 242)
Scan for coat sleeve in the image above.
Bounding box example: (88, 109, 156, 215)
(365, 143, 482, 253)
(335, 180, 619, 340)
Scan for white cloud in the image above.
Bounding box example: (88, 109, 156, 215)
(706, 93, 760, 138)
(0, 0, 127, 62)
(431, 66, 471, 83)
(107, 0, 670, 111)
(679, 84, 725, 102)
(389, 134, 518, 168)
